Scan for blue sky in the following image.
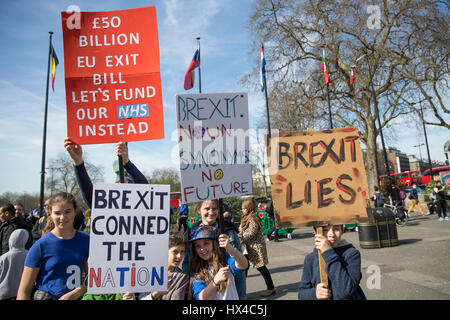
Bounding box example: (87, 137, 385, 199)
(0, 0, 448, 194)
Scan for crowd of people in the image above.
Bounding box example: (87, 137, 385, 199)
(7, 138, 449, 301)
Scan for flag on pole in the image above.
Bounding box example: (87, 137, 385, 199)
(50, 43, 59, 91)
(260, 45, 266, 92)
(350, 68, 354, 85)
(321, 49, 332, 88)
(184, 49, 200, 90)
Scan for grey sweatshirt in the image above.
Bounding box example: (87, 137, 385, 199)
(0, 229, 29, 299)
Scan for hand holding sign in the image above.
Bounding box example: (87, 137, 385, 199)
(316, 283, 331, 300)
(115, 142, 129, 164)
(314, 233, 332, 253)
(64, 137, 83, 166)
(214, 266, 231, 285)
(218, 233, 232, 252)
(122, 292, 135, 300)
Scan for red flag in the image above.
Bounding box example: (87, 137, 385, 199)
(321, 49, 331, 88)
(184, 49, 200, 90)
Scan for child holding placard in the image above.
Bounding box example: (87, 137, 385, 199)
(182, 199, 247, 299)
(137, 231, 189, 300)
(105, 232, 189, 301)
(189, 224, 248, 300)
(17, 192, 89, 300)
(298, 225, 366, 300)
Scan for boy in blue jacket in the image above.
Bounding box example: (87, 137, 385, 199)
(298, 225, 366, 300)
(407, 184, 425, 216)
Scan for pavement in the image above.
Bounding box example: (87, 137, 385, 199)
(245, 211, 450, 300)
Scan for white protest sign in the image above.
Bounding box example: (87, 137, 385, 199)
(176, 92, 252, 203)
(87, 183, 170, 294)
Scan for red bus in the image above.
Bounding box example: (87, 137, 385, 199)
(379, 170, 422, 186)
(421, 166, 450, 185)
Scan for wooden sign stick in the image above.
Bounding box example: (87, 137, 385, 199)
(316, 226, 329, 286)
(217, 198, 227, 266)
(304, 128, 329, 286)
(118, 142, 128, 183)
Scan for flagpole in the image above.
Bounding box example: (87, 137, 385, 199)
(197, 37, 202, 94)
(39, 31, 53, 217)
(261, 44, 271, 146)
(194, 36, 223, 262)
(326, 85, 333, 129)
(318, 48, 334, 287)
(195, 35, 224, 265)
(321, 48, 333, 129)
(262, 54, 271, 138)
(261, 44, 271, 200)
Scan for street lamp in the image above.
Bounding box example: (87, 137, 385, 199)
(45, 166, 63, 197)
(419, 98, 433, 174)
(355, 53, 395, 203)
(413, 143, 425, 161)
(410, 97, 433, 175)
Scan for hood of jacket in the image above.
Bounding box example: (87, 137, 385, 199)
(8, 228, 29, 250)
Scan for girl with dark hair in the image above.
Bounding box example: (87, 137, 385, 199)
(17, 192, 89, 300)
(188, 224, 247, 300)
(182, 199, 247, 299)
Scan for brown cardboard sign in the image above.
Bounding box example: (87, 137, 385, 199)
(268, 127, 370, 228)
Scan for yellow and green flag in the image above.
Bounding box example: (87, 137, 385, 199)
(50, 43, 59, 91)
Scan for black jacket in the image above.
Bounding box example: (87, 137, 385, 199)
(31, 215, 48, 241)
(31, 211, 85, 242)
(0, 216, 33, 255)
(266, 200, 275, 219)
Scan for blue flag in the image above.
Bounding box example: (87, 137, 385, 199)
(260, 45, 266, 92)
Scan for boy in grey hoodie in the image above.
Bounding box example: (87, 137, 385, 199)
(0, 229, 29, 299)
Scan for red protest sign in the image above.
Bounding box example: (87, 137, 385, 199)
(61, 7, 164, 145)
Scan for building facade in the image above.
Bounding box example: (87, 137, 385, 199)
(387, 147, 410, 173)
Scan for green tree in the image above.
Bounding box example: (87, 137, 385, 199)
(0, 191, 40, 212)
(147, 168, 181, 192)
(45, 152, 104, 211)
